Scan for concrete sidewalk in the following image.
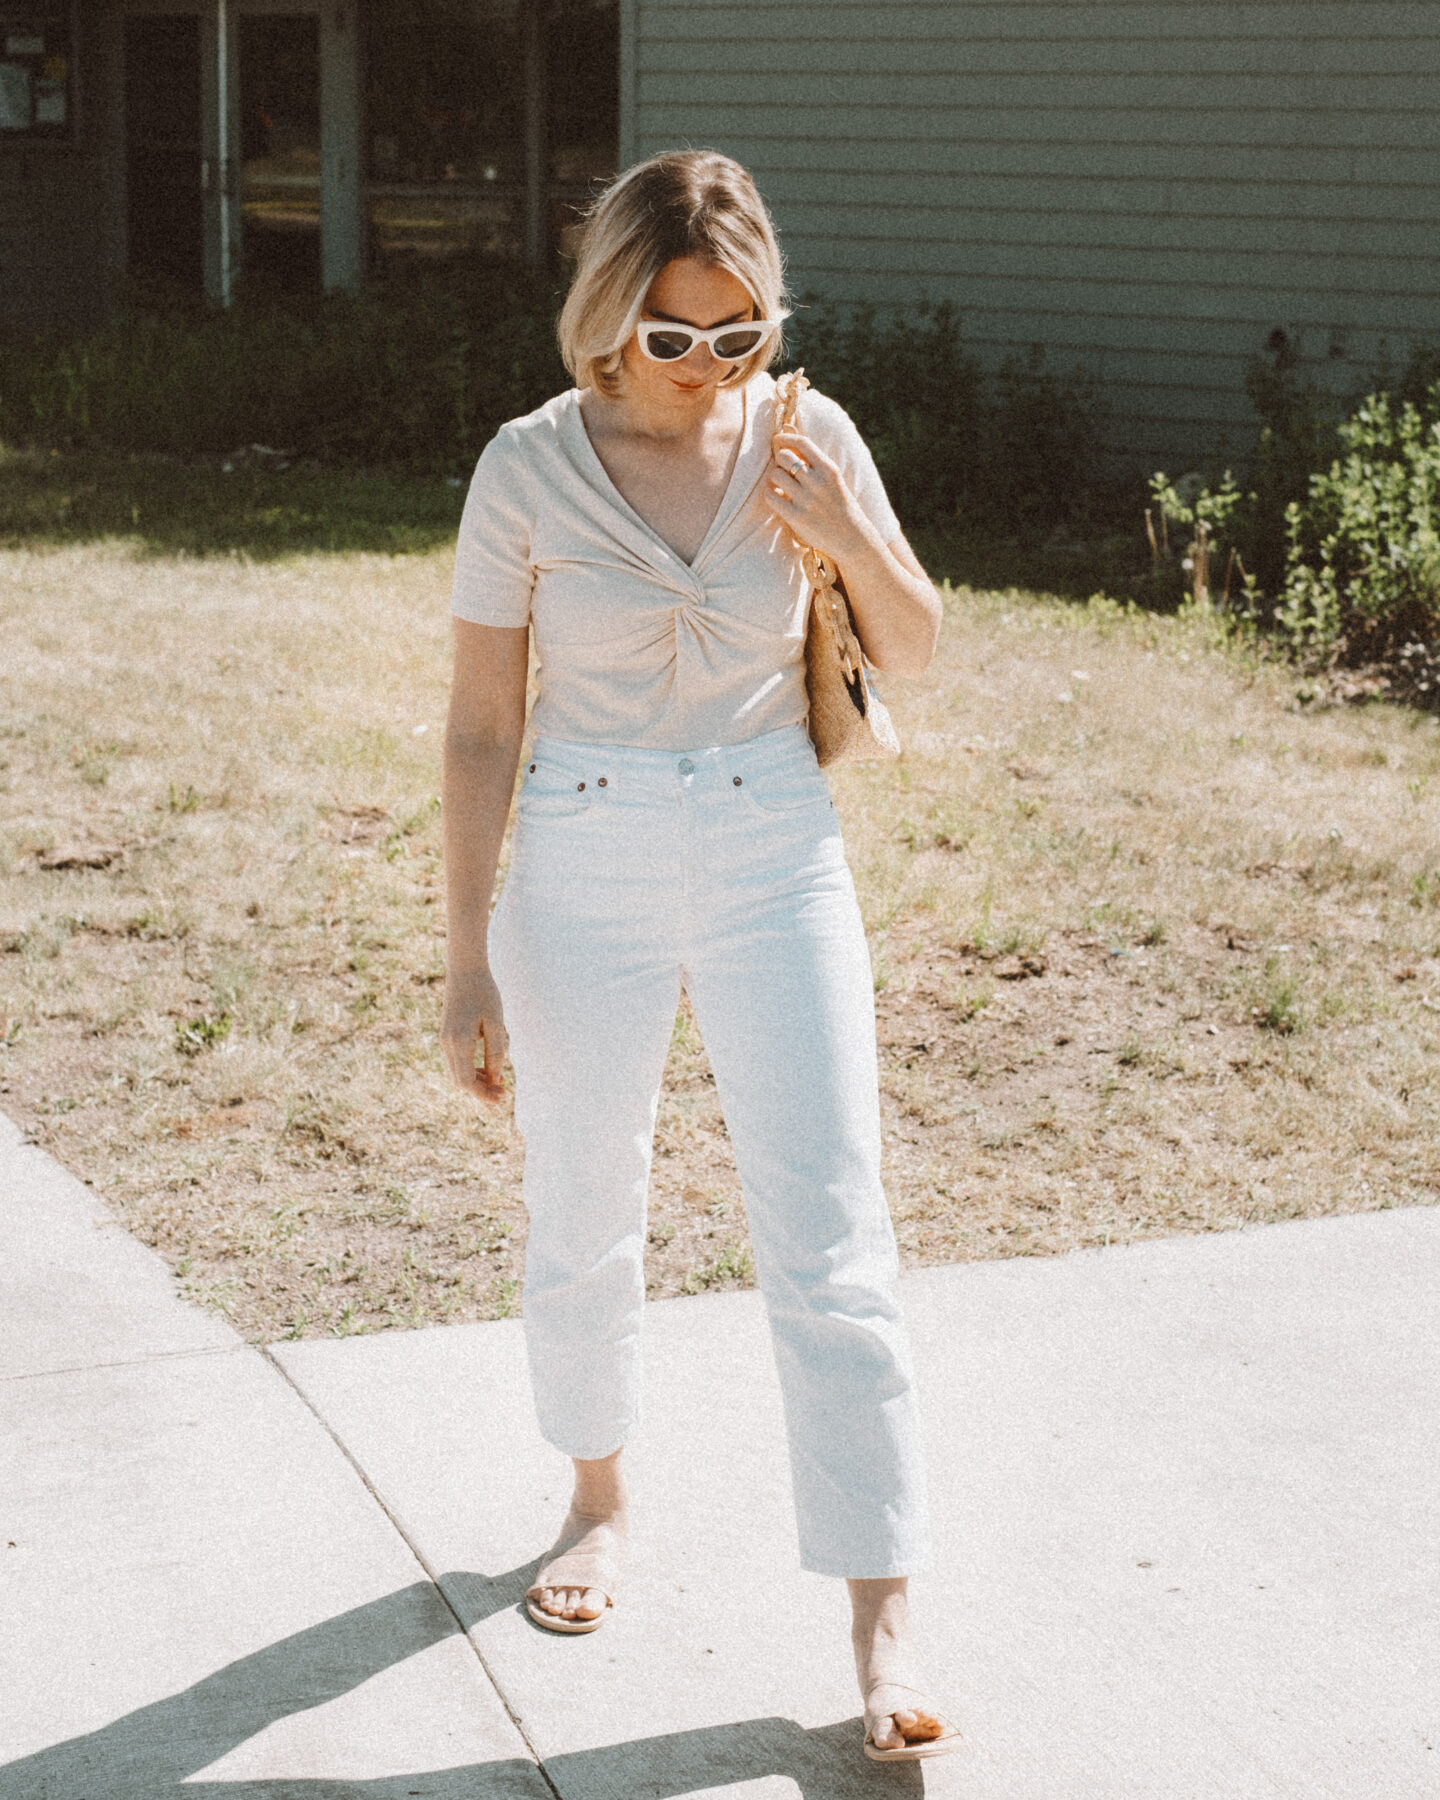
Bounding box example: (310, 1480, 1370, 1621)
(2, 1107, 1438, 1799)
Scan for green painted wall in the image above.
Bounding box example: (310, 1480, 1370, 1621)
(625, 2, 1440, 466)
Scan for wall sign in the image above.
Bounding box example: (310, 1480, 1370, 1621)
(0, 11, 70, 135)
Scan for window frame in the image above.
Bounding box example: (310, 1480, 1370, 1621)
(0, 0, 79, 149)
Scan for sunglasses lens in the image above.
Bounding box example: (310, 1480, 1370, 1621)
(645, 330, 695, 361)
(713, 327, 765, 360)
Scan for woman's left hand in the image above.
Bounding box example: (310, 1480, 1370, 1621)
(765, 430, 877, 567)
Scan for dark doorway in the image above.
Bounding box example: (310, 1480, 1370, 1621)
(239, 14, 321, 291)
(124, 14, 203, 291)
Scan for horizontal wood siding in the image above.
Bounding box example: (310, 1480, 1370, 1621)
(631, 1, 1440, 466)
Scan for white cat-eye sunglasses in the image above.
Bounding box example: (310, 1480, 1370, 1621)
(634, 315, 787, 364)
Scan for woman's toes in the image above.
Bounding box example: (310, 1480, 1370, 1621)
(869, 1714, 905, 1751)
(867, 1689, 945, 1748)
(891, 1706, 942, 1743)
(533, 1582, 607, 1621)
(573, 1585, 606, 1620)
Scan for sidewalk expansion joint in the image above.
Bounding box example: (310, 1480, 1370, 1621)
(1, 1342, 240, 1385)
(259, 1344, 563, 1800)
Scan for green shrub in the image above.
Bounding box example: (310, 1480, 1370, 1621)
(0, 264, 568, 474)
(785, 300, 987, 528)
(0, 281, 1106, 538)
(1277, 387, 1440, 658)
(1233, 344, 1440, 599)
(1149, 346, 1440, 654)
(1146, 468, 1252, 611)
(785, 300, 1106, 534)
(1144, 355, 1347, 615)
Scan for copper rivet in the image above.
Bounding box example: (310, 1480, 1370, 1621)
(598, 777, 608, 787)
(577, 782, 585, 791)
(733, 775, 742, 786)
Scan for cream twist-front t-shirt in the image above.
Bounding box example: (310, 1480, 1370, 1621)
(449, 371, 901, 752)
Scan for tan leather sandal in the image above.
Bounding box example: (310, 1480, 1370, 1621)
(524, 1514, 623, 1635)
(861, 1682, 962, 1762)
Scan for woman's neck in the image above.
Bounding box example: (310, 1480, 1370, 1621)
(587, 376, 742, 446)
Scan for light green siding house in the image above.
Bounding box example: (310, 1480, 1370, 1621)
(620, 1, 1440, 465)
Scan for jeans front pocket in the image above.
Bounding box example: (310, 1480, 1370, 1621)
(516, 762, 595, 820)
(741, 765, 833, 815)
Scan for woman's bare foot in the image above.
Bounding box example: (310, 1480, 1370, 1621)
(532, 1449, 627, 1624)
(848, 1576, 948, 1753)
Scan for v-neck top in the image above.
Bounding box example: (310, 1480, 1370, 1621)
(450, 372, 901, 751)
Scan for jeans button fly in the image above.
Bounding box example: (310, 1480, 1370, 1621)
(678, 758, 695, 776)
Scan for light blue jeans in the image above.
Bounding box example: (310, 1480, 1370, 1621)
(489, 723, 931, 1577)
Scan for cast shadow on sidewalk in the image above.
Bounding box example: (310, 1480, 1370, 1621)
(0, 1564, 923, 1799)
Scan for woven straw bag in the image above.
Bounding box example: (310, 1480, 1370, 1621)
(773, 370, 902, 769)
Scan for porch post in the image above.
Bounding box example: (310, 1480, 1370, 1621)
(200, 0, 239, 305)
(216, 0, 232, 303)
(320, 0, 363, 290)
(617, 0, 636, 170)
(522, 0, 547, 269)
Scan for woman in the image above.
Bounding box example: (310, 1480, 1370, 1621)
(441, 150, 956, 1763)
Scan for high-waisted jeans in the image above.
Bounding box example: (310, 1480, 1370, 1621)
(489, 723, 930, 1577)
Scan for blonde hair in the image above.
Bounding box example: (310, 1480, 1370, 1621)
(557, 150, 787, 397)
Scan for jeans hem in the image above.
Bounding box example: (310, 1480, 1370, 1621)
(799, 1551, 935, 1580)
(537, 1421, 638, 1462)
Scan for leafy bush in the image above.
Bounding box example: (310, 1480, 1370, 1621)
(1236, 350, 1351, 597)
(785, 300, 986, 527)
(1146, 468, 1253, 612)
(1148, 346, 1440, 661)
(0, 281, 1106, 537)
(0, 264, 568, 475)
(1217, 340, 1440, 598)
(1144, 350, 1350, 612)
(1277, 387, 1440, 658)
(786, 301, 1106, 534)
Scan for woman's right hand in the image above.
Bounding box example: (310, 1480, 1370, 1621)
(440, 965, 510, 1106)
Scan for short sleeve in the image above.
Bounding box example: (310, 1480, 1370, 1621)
(450, 428, 535, 627)
(805, 391, 903, 546)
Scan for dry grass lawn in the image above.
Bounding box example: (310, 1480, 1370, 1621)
(3, 539, 1439, 1342)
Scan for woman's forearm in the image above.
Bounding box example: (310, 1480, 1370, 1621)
(442, 728, 523, 973)
(765, 428, 941, 679)
(834, 529, 942, 678)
